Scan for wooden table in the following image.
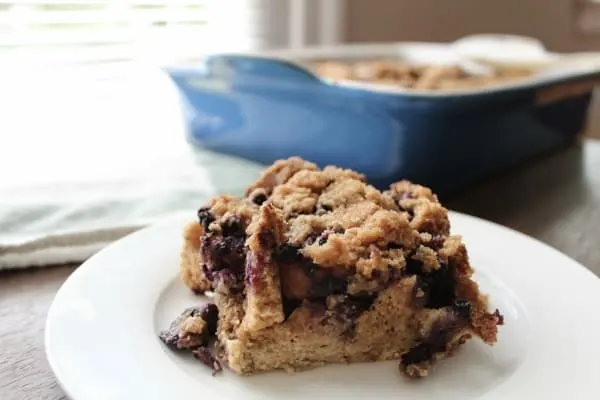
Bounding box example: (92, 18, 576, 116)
(1, 139, 599, 400)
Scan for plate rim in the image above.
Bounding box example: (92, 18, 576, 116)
(45, 211, 600, 400)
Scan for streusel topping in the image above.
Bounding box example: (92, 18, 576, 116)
(200, 157, 451, 278)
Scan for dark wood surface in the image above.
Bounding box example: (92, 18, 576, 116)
(1, 139, 599, 400)
(445, 139, 600, 273)
(0, 265, 74, 400)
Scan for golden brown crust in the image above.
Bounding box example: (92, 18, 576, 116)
(240, 205, 286, 333)
(385, 180, 450, 236)
(245, 156, 318, 197)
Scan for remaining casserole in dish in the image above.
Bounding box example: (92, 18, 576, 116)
(165, 35, 600, 193)
(310, 60, 533, 91)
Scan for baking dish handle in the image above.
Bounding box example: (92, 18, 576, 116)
(205, 54, 322, 83)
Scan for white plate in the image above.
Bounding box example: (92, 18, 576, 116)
(46, 212, 600, 400)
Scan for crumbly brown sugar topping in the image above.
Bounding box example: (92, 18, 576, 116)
(207, 157, 447, 277)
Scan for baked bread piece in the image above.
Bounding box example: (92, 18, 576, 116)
(174, 157, 502, 377)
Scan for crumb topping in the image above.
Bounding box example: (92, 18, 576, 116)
(245, 157, 318, 196)
(199, 158, 453, 279)
(249, 159, 428, 276)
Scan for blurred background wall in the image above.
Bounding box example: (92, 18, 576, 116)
(345, 0, 600, 52)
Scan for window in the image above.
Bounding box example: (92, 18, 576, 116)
(0, 0, 346, 187)
(0, 0, 345, 79)
(0, 0, 348, 265)
(0, 0, 274, 79)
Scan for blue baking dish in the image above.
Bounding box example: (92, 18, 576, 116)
(164, 39, 600, 193)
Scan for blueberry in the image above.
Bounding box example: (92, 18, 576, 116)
(403, 254, 456, 309)
(453, 299, 472, 321)
(210, 236, 245, 272)
(221, 216, 245, 237)
(276, 244, 302, 262)
(201, 234, 246, 293)
(201, 263, 213, 281)
(401, 343, 431, 365)
(282, 298, 302, 319)
(400, 311, 468, 368)
(405, 257, 423, 275)
(197, 207, 215, 230)
(425, 261, 455, 309)
(200, 303, 219, 335)
(386, 242, 404, 250)
(251, 192, 268, 205)
(159, 307, 206, 350)
(304, 264, 348, 297)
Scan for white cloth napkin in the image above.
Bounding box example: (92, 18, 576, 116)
(0, 149, 264, 269)
(0, 69, 265, 269)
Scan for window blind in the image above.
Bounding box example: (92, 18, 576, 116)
(0, 0, 345, 80)
(0, 0, 272, 79)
